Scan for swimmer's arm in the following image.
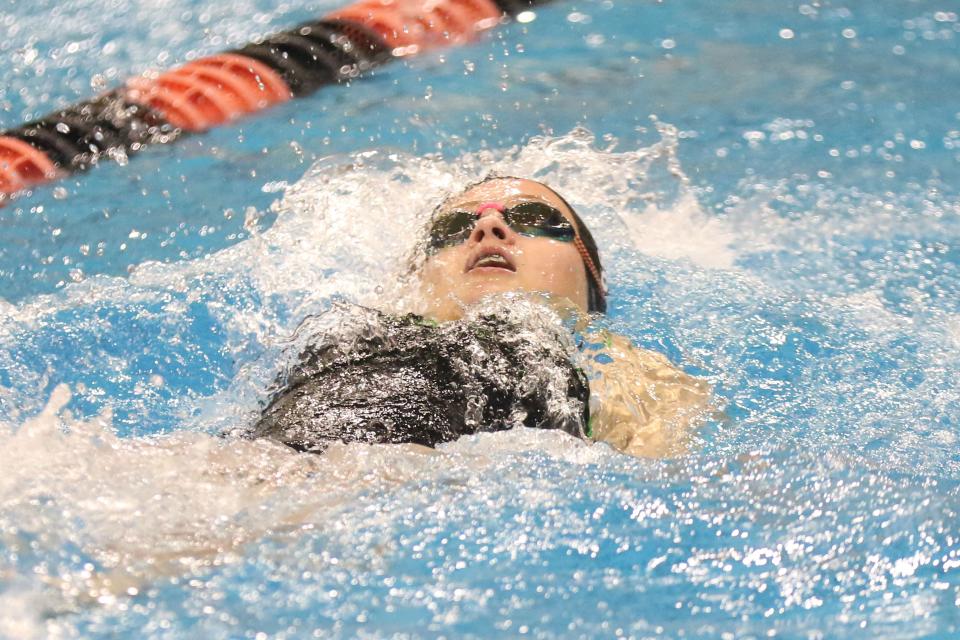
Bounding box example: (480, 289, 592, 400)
(586, 332, 712, 458)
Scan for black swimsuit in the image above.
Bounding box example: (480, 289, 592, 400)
(250, 304, 590, 452)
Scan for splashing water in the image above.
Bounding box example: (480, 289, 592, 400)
(1, 127, 960, 638)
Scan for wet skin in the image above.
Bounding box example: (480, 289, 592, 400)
(418, 178, 590, 322)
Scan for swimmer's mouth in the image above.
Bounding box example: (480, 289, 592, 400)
(467, 248, 516, 272)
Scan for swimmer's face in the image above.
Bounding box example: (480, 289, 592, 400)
(418, 178, 590, 321)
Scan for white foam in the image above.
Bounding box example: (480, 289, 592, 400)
(834, 289, 914, 335)
(948, 315, 960, 350)
(0, 377, 621, 620)
(0, 584, 47, 640)
(0, 129, 793, 625)
(622, 191, 736, 268)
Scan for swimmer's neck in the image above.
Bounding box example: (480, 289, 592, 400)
(418, 292, 588, 327)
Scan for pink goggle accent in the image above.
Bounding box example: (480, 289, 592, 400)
(474, 201, 505, 214)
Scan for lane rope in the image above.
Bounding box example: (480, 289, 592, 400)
(0, 0, 551, 203)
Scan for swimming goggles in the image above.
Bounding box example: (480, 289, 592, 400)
(427, 200, 576, 253)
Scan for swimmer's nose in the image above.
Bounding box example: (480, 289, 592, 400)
(469, 207, 516, 244)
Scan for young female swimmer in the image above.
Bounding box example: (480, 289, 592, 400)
(249, 177, 711, 457)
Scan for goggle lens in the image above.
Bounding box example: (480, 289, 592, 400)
(507, 202, 576, 240)
(428, 201, 576, 252)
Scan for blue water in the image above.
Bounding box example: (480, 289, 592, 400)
(2, 0, 960, 638)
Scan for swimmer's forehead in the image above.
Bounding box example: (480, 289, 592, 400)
(441, 178, 572, 215)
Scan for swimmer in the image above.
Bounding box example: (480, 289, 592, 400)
(250, 177, 710, 457)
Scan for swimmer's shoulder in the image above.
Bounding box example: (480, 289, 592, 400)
(584, 329, 712, 458)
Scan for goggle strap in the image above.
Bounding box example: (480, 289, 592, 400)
(574, 235, 606, 297)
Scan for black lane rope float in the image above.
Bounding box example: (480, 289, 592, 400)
(0, 0, 553, 202)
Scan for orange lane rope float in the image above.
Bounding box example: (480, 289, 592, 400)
(0, 0, 551, 203)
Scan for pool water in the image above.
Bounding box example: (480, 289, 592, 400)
(2, 0, 960, 637)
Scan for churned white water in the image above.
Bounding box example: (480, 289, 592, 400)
(0, 129, 697, 631)
(3, 0, 960, 634)
(1, 126, 959, 638)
